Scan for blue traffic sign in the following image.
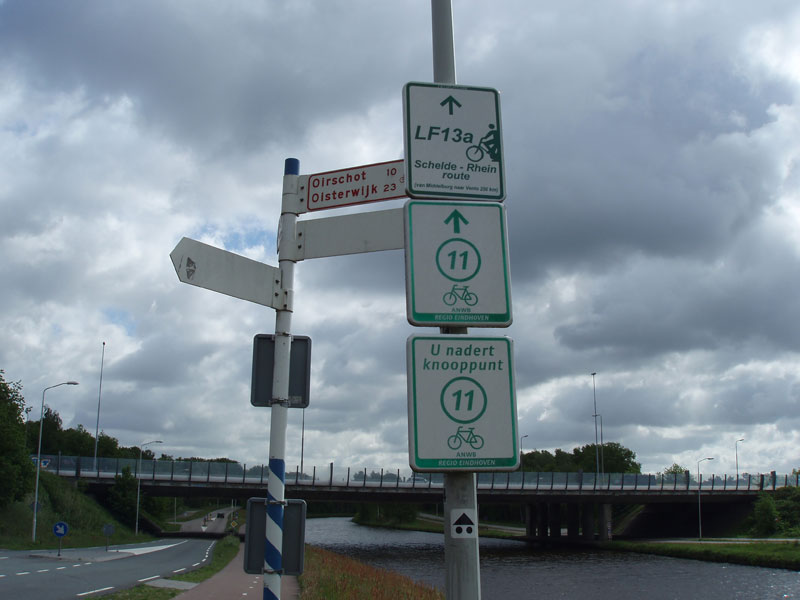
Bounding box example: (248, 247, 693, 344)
(53, 521, 68, 537)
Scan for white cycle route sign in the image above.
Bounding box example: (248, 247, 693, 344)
(407, 335, 519, 472)
(404, 200, 512, 327)
(403, 81, 505, 201)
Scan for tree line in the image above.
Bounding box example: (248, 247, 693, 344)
(520, 441, 642, 473)
(0, 370, 236, 510)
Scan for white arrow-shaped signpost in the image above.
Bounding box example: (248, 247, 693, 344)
(170, 237, 285, 310)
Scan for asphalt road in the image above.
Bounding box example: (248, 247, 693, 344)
(179, 506, 236, 535)
(0, 538, 214, 599)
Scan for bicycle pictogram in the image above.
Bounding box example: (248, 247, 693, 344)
(442, 284, 478, 306)
(466, 124, 501, 163)
(447, 426, 485, 450)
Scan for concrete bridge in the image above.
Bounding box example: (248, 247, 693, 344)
(41, 454, 798, 540)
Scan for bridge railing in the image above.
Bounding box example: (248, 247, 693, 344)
(36, 454, 799, 493)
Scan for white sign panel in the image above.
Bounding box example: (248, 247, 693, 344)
(407, 335, 518, 472)
(403, 82, 505, 201)
(405, 200, 511, 327)
(170, 237, 283, 309)
(288, 208, 404, 261)
(301, 160, 405, 212)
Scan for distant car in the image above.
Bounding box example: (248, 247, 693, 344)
(410, 475, 428, 484)
(217, 513, 225, 519)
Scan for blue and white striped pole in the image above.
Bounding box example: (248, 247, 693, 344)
(264, 157, 300, 599)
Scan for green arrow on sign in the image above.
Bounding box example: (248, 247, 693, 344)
(444, 209, 469, 233)
(440, 95, 462, 115)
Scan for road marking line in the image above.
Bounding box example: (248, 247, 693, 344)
(172, 568, 185, 573)
(120, 540, 189, 556)
(77, 586, 114, 596)
(72, 564, 81, 567)
(37, 569, 49, 573)
(138, 575, 160, 582)
(16, 571, 30, 575)
(192, 562, 201, 566)
(57, 566, 67, 570)
(0, 574, 6, 578)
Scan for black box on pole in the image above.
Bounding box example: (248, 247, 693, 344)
(251, 334, 311, 408)
(244, 498, 306, 576)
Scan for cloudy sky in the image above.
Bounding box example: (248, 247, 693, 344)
(2, 0, 799, 477)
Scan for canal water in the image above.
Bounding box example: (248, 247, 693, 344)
(305, 517, 800, 599)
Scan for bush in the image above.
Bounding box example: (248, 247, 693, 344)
(753, 494, 778, 536)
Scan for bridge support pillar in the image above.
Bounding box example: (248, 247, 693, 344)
(548, 503, 561, 538)
(567, 504, 580, 539)
(537, 503, 548, 538)
(599, 504, 613, 541)
(524, 504, 537, 538)
(581, 503, 594, 541)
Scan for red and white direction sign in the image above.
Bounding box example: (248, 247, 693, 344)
(300, 160, 405, 212)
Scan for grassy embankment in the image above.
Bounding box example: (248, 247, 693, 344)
(0, 472, 151, 550)
(0, 471, 234, 549)
(611, 540, 800, 571)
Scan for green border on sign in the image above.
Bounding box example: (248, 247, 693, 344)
(408, 336, 518, 472)
(406, 201, 512, 328)
(403, 82, 505, 202)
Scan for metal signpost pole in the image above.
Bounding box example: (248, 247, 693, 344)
(432, 1, 481, 598)
(264, 158, 300, 600)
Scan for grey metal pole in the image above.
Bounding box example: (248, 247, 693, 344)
(432, 0, 456, 85)
(135, 447, 142, 535)
(432, 2, 481, 598)
(697, 457, 713, 539)
(735, 438, 744, 480)
(136, 440, 162, 535)
(598, 414, 604, 474)
(591, 373, 599, 477)
(33, 381, 78, 543)
(263, 158, 300, 600)
(93, 341, 106, 473)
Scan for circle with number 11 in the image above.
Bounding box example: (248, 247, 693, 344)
(436, 238, 481, 282)
(440, 376, 487, 423)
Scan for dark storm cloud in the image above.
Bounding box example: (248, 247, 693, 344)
(2, 1, 799, 473)
(0, 0, 430, 156)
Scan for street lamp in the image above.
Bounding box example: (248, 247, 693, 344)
(135, 440, 163, 535)
(591, 373, 599, 478)
(32, 381, 79, 543)
(735, 438, 744, 481)
(593, 413, 605, 474)
(697, 456, 714, 539)
(92, 341, 106, 473)
(519, 434, 528, 452)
